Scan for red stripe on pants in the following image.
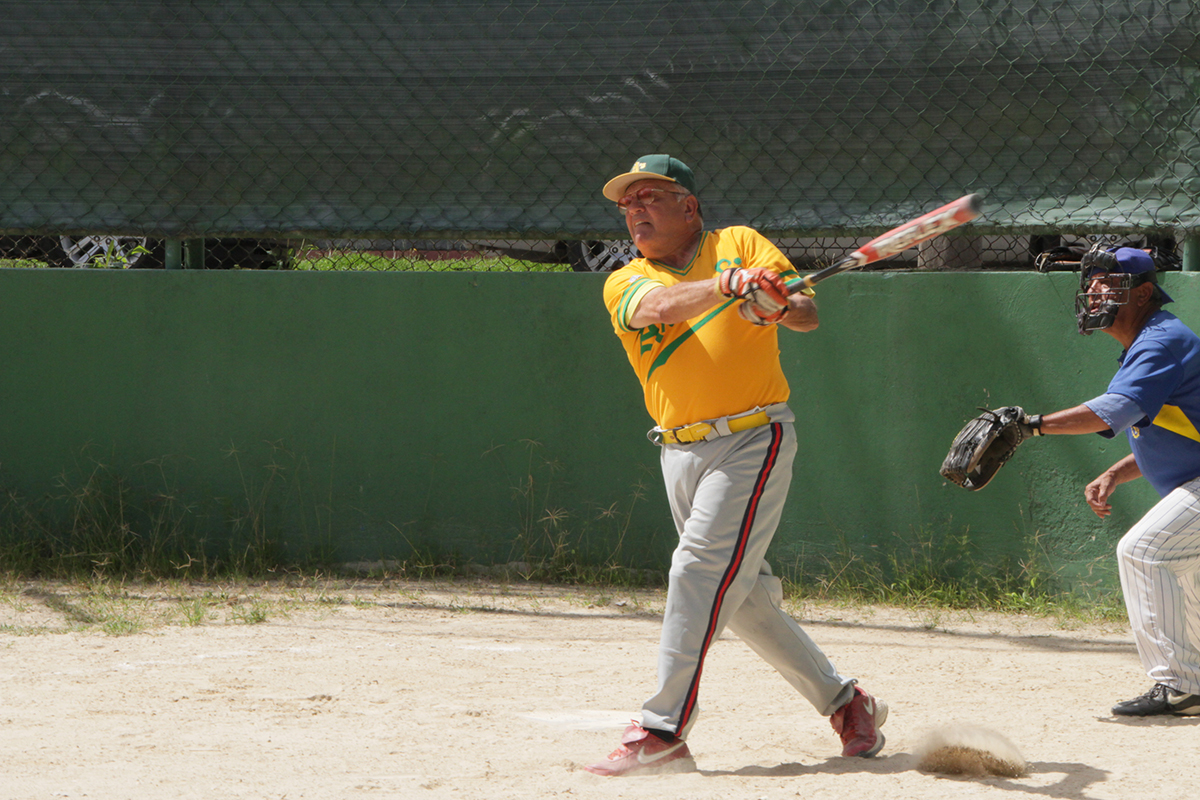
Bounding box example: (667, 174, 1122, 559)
(676, 423, 783, 732)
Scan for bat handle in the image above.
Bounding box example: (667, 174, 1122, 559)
(786, 274, 818, 296)
(786, 257, 857, 295)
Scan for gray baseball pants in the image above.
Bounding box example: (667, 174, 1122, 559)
(640, 404, 854, 738)
(1117, 476, 1200, 694)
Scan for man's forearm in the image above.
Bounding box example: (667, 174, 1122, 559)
(627, 279, 724, 328)
(778, 295, 818, 332)
(1103, 453, 1142, 485)
(1039, 404, 1112, 435)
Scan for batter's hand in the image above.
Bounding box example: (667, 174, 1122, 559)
(737, 299, 788, 326)
(717, 267, 789, 310)
(1084, 473, 1117, 518)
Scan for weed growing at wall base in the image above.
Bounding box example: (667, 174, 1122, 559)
(0, 445, 334, 581)
(0, 444, 1127, 620)
(496, 439, 661, 585)
(779, 521, 1125, 621)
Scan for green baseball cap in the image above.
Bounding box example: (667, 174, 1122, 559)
(602, 154, 698, 201)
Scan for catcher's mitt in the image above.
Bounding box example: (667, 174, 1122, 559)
(940, 406, 1041, 491)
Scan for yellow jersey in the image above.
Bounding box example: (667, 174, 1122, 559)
(603, 226, 802, 429)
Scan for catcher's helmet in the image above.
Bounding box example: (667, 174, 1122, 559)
(1075, 245, 1172, 335)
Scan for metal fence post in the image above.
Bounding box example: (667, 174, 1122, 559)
(183, 239, 206, 270)
(165, 238, 182, 269)
(1183, 236, 1199, 272)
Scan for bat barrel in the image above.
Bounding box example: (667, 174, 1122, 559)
(788, 192, 983, 293)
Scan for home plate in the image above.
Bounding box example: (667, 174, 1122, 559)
(519, 711, 632, 731)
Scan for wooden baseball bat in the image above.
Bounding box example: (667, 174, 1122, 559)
(787, 193, 983, 294)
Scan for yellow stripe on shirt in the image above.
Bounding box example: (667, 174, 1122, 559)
(1153, 404, 1200, 443)
(601, 226, 795, 429)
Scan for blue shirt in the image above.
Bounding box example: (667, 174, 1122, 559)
(1084, 310, 1200, 497)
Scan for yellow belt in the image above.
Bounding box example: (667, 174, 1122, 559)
(654, 411, 772, 445)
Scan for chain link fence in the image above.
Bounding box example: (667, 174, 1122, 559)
(2, 1, 1197, 272)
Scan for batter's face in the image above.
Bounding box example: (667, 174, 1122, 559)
(619, 178, 700, 261)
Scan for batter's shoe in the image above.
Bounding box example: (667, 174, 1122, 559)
(1112, 683, 1200, 717)
(830, 685, 888, 757)
(583, 722, 693, 776)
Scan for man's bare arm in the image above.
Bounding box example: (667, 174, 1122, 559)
(627, 278, 726, 329)
(778, 294, 818, 332)
(1039, 404, 1112, 435)
(1084, 453, 1141, 518)
(629, 275, 819, 332)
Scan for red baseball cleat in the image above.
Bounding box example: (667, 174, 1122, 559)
(583, 722, 693, 776)
(830, 685, 888, 757)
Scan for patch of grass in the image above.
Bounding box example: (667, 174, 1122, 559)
(0, 577, 338, 634)
(291, 250, 565, 273)
(178, 598, 212, 626)
(230, 601, 270, 624)
(0, 443, 335, 583)
(0, 442, 1126, 624)
(36, 581, 162, 635)
(779, 522, 1126, 623)
(383, 534, 465, 580)
(489, 439, 661, 587)
(100, 615, 145, 636)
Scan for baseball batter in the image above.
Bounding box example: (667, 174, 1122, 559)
(584, 154, 887, 776)
(1005, 245, 1200, 716)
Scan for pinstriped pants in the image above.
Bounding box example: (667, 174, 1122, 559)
(1117, 477, 1200, 695)
(640, 407, 854, 738)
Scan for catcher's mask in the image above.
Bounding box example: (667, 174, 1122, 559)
(1075, 245, 1171, 335)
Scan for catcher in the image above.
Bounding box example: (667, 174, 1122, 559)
(942, 245, 1200, 718)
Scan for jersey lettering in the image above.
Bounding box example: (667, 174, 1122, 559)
(639, 324, 665, 355)
(602, 226, 793, 428)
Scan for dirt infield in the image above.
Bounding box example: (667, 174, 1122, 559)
(1, 580, 1196, 799)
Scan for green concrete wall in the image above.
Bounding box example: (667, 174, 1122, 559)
(2, 269, 1195, 587)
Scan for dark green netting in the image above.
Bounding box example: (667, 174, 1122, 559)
(1, 0, 1197, 239)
